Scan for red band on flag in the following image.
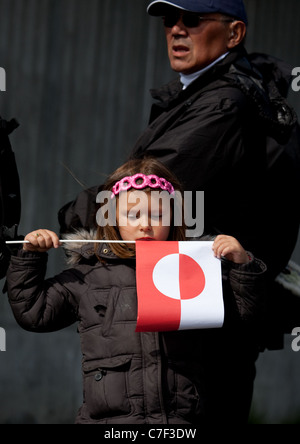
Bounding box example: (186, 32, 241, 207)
(136, 241, 181, 332)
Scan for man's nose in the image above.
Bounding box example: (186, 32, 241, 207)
(171, 18, 189, 34)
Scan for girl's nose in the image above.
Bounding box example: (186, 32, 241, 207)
(139, 214, 151, 231)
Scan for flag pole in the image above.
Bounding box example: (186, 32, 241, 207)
(6, 240, 136, 245)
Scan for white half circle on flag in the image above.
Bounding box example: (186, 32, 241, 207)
(152, 254, 181, 300)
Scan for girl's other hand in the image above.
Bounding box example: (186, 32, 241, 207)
(212, 235, 250, 264)
(23, 229, 61, 253)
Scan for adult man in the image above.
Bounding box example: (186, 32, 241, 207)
(130, 1, 300, 349)
(130, 0, 298, 277)
(60, 0, 298, 279)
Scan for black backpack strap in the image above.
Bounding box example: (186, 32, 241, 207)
(0, 117, 21, 283)
(0, 117, 21, 229)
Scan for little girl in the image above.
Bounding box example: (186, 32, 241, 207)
(6, 158, 266, 424)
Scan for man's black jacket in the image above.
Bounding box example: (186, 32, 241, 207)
(59, 48, 299, 279)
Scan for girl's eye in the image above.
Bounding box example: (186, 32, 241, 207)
(127, 210, 141, 220)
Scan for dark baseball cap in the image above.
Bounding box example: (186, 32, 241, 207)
(147, 0, 248, 25)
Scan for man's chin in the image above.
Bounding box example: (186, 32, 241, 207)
(170, 61, 195, 75)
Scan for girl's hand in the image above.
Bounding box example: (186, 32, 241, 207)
(212, 235, 250, 264)
(23, 229, 61, 253)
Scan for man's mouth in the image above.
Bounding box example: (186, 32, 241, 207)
(172, 45, 190, 56)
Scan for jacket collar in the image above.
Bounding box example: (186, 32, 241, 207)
(150, 47, 245, 106)
(149, 46, 297, 143)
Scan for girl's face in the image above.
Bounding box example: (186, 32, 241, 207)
(116, 190, 171, 242)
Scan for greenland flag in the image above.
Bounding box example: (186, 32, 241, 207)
(136, 241, 224, 332)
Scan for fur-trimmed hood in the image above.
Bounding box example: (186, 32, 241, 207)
(62, 229, 99, 266)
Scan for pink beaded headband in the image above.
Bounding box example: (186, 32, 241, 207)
(111, 173, 175, 199)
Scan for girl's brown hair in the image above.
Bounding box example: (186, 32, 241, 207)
(96, 157, 186, 259)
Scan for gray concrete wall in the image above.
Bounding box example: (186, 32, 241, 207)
(0, 0, 300, 423)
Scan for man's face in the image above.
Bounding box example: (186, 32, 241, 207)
(164, 10, 233, 74)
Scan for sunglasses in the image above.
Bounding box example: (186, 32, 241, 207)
(163, 12, 234, 29)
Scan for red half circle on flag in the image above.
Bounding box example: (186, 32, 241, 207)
(179, 254, 205, 300)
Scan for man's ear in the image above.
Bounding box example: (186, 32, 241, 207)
(227, 21, 247, 49)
